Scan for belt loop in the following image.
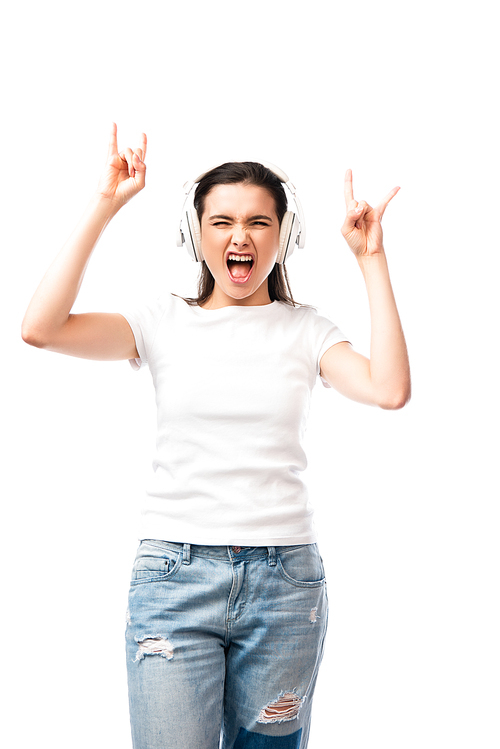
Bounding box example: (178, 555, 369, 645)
(182, 543, 191, 565)
(267, 546, 277, 566)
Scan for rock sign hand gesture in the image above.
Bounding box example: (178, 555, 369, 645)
(341, 169, 400, 259)
(97, 123, 147, 210)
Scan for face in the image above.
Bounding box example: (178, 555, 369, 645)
(199, 183, 281, 308)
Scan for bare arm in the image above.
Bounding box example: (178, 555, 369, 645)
(320, 170, 411, 410)
(21, 124, 147, 360)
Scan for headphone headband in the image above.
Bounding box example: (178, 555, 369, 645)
(177, 160, 306, 263)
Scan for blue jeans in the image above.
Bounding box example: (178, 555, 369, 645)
(125, 541, 328, 749)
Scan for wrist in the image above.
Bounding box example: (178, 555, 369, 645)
(356, 250, 388, 277)
(89, 191, 122, 222)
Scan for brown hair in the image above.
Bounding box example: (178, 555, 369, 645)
(181, 161, 303, 308)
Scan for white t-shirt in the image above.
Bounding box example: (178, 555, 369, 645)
(121, 293, 348, 545)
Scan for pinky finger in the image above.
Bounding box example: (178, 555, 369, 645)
(132, 152, 146, 188)
(377, 186, 400, 217)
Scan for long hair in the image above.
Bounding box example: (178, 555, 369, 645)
(182, 162, 302, 307)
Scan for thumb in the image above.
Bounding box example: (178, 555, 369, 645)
(341, 202, 366, 236)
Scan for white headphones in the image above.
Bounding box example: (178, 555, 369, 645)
(176, 161, 306, 265)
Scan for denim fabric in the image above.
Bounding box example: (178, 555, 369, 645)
(233, 727, 303, 748)
(126, 541, 328, 749)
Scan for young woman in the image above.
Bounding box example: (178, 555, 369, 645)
(22, 124, 410, 749)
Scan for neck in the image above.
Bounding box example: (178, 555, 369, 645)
(200, 283, 272, 310)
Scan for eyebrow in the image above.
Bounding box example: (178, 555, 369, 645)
(208, 214, 274, 222)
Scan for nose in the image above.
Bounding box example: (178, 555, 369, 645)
(231, 224, 249, 248)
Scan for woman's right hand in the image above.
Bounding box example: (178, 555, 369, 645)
(96, 123, 147, 210)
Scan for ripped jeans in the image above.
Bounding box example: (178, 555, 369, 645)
(125, 541, 328, 749)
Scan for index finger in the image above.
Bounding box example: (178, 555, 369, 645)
(344, 169, 354, 208)
(107, 122, 118, 159)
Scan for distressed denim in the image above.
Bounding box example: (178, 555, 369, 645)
(125, 541, 328, 749)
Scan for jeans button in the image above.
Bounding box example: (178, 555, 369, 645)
(232, 546, 242, 554)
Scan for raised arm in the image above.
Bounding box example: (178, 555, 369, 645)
(21, 123, 147, 360)
(320, 170, 411, 410)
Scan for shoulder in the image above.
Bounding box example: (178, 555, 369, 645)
(275, 301, 318, 320)
(129, 292, 179, 322)
(281, 302, 350, 357)
(274, 302, 347, 349)
(276, 301, 336, 330)
(121, 292, 181, 348)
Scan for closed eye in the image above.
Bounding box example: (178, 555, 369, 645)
(208, 214, 274, 227)
(211, 220, 270, 228)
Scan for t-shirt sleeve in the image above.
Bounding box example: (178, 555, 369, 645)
(120, 292, 172, 370)
(309, 307, 350, 389)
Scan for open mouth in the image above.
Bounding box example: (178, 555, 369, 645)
(226, 252, 255, 284)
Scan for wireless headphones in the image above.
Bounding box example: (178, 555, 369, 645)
(176, 161, 306, 265)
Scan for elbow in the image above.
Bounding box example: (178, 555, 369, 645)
(22, 316, 71, 351)
(380, 396, 410, 411)
(378, 385, 411, 411)
(21, 320, 47, 349)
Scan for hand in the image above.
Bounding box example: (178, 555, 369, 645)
(341, 169, 399, 259)
(96, 123, 147, 209)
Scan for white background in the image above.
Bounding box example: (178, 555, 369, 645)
(2, 0, 498, 747)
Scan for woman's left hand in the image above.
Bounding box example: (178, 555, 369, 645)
(341, 169, 400, 259)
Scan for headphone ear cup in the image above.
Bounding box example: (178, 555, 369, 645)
(184, 207, 204, 262)
(190, 208, 203, 262)
(277, 211, 299, 264)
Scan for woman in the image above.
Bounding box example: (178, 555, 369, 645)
(22, 124, 410, 749)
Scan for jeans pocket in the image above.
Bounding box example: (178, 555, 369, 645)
(130, 541, 182, 585)
(276, 544, 326, 588)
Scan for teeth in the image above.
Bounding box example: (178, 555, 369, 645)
(227, 254, 253, 262)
